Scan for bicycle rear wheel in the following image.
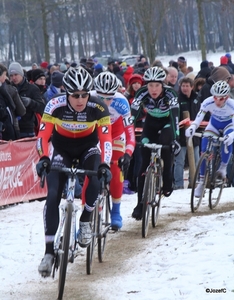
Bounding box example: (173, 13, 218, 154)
(227, 154, 234, 187)
(98, 191, 111, 262)
(209, 152, 223, 209)
(86, 206, 97, 275)
(142, 167, 154, 238)
(152, 160, 162, 227)
(191, 153, 210, 213)
(57, 202, 73, 300)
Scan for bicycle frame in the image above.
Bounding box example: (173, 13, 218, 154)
(53, 172, 79, 266)
(40, 165, 97, 300)
(141, 143, 164, 238)
(190, 132, 226, 212)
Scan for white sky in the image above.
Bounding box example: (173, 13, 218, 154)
(1, 51, 234, 300)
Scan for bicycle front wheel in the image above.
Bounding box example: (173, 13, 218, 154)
(191, 153, 210, 213)
(142, 167, 154, 238)
(98, 191, 111, 262)
(152, 159, 162, 227)
(209, 152, 223, 209)
(86, 205, 97, 275)
(57, 202, 73, 300)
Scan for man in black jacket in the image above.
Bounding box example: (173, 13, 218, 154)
(174, 77, 201, 189)
(8, 62, 45, 138)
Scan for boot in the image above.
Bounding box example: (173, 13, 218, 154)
(216, 162, 227, 179)
(122, 180, 134, 194)
(111, 203, 122, 230)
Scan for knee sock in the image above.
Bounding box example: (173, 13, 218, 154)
(45, 242, 54, 255)
(112, 202, 120, 214)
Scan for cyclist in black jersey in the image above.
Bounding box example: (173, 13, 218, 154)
(131, 66, 181, 220)
(36, 67, 113, 277)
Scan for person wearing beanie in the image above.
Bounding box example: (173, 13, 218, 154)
(40, 61, 49, 71)
(32, 69, 46, 83)
(220, 55, 233, 74)
(44, 71, 65, 103)
(123, 73, 144, 194)
(195, 60, 211, 80)
(196, 66, 231, 121)
(8, 61, 45, 138)
(93, 63, 103, 77)
(0, 62, 26, 140)
(59, 63, 67, 73)
(122, 63, 134, 87)
(8, 62, 24, 78)
(225, 53, 234, 74)
(32, 63, 38, 70)
(200, 60, 209, 69)
(113, 64, 125, 87)
(31, 69, 47, 102)
(70, 62, 77, 68)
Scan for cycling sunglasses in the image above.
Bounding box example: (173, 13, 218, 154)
(97, 94, 114, 101)
(71, 93, 89, 99)
(214, 96, 227, 101)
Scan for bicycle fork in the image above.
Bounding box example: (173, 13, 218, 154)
(97, 194, 110, 238)
(53, 204, 79, 268)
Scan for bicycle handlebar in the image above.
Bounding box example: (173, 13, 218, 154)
(137, 142, 170, 151)
(50, 166, 97, 176)
(188, 132, 228, 154)
(39, 166, 97, 189)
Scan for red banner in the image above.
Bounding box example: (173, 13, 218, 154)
(0, 138, 47, 206)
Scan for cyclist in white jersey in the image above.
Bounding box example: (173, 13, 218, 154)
(186, 80, 234, 197)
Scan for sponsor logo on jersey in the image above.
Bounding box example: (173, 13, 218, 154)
(36, 138, 43, 156)
(112, 97, 130, 115)
(44, 95, 67, 114)
(61, 122, 88, 130)
(104, 141, 112, 163)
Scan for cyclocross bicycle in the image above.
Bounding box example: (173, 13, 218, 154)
(141, 143, 167, 238)
(190, 132, 227, 213)
(86, 176, 111, 275)
(226, 152, 234, 187)
(41, 163, 97, 300)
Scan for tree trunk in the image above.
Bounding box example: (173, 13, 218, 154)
(196, 0, 206, 60)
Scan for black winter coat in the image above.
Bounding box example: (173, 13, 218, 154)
(0, 85, 17, 140)
(12, 78, 45, 134)
(178, 90, 201, 147)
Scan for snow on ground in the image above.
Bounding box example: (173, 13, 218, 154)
(0, 187, 234, 300)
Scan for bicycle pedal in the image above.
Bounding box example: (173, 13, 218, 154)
(110, 226, 120, 232)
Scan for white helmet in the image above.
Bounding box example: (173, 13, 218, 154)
(143, 66, 166, 82)
(63, 66, 93, 93)
(94, 71, 119, 95)
(210, 80, 230, 97)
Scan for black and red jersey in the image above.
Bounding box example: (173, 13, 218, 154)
(36, 94, 112, 164)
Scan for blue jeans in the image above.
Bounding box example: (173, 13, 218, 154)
(174, 146, 199, 188)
